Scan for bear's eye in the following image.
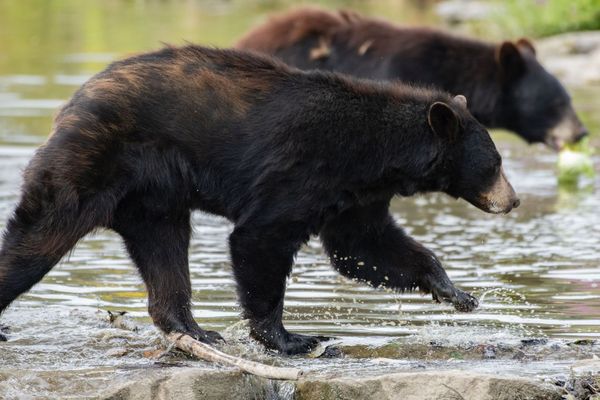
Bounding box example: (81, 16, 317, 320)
(487, 163, 500, 178)
(549, 98, 567, 111)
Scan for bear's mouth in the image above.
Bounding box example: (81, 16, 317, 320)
(544, 111, 589, 151)
(468, 197, 519, 215)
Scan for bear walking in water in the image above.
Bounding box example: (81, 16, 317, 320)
(236, 7, 588, 150)
(0, 46, 519, 354)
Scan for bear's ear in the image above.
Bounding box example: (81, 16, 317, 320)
(516, 38, 536, 56)
(428, 101, 459, 141)
(496, 41, 526, 81)
(453, 94, 467, 108)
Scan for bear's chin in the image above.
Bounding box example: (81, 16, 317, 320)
(466, 199, 513, 215)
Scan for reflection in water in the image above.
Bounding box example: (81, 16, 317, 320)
(0, 0, 599, 397)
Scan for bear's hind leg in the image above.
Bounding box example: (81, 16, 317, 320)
(321, 201, 478, 312)
(229, 225, 326, 355)
(113, 206, 222, 344)
(0, 198, 97, 340)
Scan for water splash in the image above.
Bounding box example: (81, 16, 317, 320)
(478, 287, 529, 306)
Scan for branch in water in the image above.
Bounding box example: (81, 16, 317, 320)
(105, 310, 304, 380)
(166, 332, 304, 381)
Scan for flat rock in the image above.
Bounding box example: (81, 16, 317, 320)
(99, 368, 562, 400)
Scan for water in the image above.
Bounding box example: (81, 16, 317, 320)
(0, 1, 599, 398)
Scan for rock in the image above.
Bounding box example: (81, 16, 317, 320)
(559, 373, 600, 399)
(521, 338, 548, 347)
(570, 339, 597, 346)
(101, 369, 294, 400)
(482, 345, 496, 359)
(4, 325, 598, 399)
(295, 371, 561, 400)
(107, 310, 139, 332)
(536, 31, 600, 87)
(97, 368, 562, 400)
(106, 347, 130, 358)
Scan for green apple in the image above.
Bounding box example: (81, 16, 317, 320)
(557, 137, 595, 185)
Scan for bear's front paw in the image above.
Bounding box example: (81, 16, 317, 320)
(431, 284, 479, 312)
(450, 289, 479, 312)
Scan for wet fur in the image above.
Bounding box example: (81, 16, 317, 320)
(237, 7, 585, 145)
(0, 45, 492, 352)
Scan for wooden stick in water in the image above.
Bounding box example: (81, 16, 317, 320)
(166, 332, 304, 381)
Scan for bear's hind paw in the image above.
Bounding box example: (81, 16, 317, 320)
(177, 328, 225, 345)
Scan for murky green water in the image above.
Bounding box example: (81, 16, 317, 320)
(0, 1, 599, 398)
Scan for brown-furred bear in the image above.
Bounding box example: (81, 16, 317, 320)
(0, 45, 519, 354)
(236, 7, 588, 150)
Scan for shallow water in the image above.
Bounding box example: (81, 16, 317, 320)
(0, 1, 599, 398)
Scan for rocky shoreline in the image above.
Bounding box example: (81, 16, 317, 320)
(3, 311, 600, 399)
(537, 31, 600, 87)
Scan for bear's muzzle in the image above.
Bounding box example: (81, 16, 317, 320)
(473, 168, 520, 214)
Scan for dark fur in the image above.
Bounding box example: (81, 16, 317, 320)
(0, 46, 503, 353)
(237, 7, 588, 148)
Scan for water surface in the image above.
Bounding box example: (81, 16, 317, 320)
(0, 1, 599, 398)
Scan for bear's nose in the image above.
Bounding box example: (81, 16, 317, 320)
(512, 198, 520, 209)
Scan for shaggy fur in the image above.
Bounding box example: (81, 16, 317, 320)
(0, 45, 511, 354)
(237, 7, 588, 149)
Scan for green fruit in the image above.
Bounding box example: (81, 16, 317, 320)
(557, 137, 595, 185)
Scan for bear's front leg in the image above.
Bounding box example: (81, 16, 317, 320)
(320, 201, 478, 312)
(229, 225, 326, 355)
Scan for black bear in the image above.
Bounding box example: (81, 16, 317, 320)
(236, 7, 588, 150)
(0, 45, 519, 354)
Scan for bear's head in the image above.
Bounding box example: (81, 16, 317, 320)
(428, 94, 520, 214)
(495, 39, 587, 150)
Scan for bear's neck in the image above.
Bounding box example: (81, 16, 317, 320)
(317, 82, 448, 199)
(387, 34, 504, 128)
